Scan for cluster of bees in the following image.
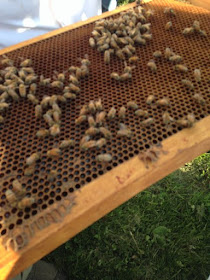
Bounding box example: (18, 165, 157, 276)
(163, 7, 207, 38)
(182, 20, 207, 37)
(89, 4, 154, 80)
(0, 56, 39, 122)
(5, 179, 35, 210)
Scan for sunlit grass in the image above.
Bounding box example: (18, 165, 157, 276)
(45, 153, 209, 279)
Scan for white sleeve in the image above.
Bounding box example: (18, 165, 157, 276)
(0, 0, 102, 49)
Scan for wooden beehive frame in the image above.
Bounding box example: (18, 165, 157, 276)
(0, 1, 209, 279)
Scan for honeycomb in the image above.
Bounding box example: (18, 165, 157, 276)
(0, 0, 209, 250)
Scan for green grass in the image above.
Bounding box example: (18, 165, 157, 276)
(45, 153, 210, 280)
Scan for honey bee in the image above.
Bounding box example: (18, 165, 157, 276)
(133, 35, 146, 45)
(69, 74, 79, 85)
(164, 7, 176, 16)
(187, 113, 195, 127)
(164, 47, 174, 59)
(146, 95, 155, 105)
(147, 60, 157, 72)
(165, 21, 172, 30)
(194, 69, 201, 82)
(107, 107, 116, 120)
(75, 115, 87, 125)
(142, 117, 154, 126)
(52, 103, 61, 114)
(36, 129, 49, 138)
(104, 50, 111, 64)
(25, 74, 37, 85)
(24, 165, 35, 176)
(63, 92, 76, 99)
(118, 106, 126, 119)
(96, 111, 106, 125)
(182, 79, 194, 90)
(135, 109, 148, 117)
(95, 99, 103, 111)
(50, 123, 60, 136)
(176, 119, 189, 128)
(98, 43, 109, 52)
(75, 67, 82, 79)
(117, 124, 132, 138)
(53, 71, 65, 82)
(124, 62, 135, 74)
(41, 96, 51, 108)
(39, 75, 51, 86)
(85, 127, 99, 136)
(47, 170, 57, 182)
(20, 58, 32, 67)
(110, 72, 120, 81)
(169, 55, 182, 63)
(162, 111, 174, 125)
(80, 135, 90, 146)
(140, 23, 151, 32)
(192, 93, 205, 105)
(96, 138, 107, 149)
(21, 67, 34, 74)
(142, 33, 152, 41)
(26, 152, 41, 166)
(0, 85, 8, 93)
(198, 30, 207, 37)
(51, 81, 63, 89)
(52, 111, 60, 124)
(7, 88, 19, 101)
(96, 153, 112, 162)
(0, 115, 4, 123)
(43, 112, 54, 126)
(110, 38, 119, 50)
(174, 64, 188, 73)
(1, 55, 14, 66)
(99, 127, 112, 139)
(88, 116, 96, 127)
(47, 148, 61, 158)
(116, 49, 126, 60)
(145, 9, 154, 19)
(0, 102, 10, 111)
(35, 105, 42, 118)
(5, 189, 17, 204)
(182, 27, 194, 35)
(88, 100, 96, 114)
(12, 179, 25, 195)
(156, 98, 170, 107)
(192, 20, 200, 31)
(120, 72, 132, 81)
(80, 64, 89, 78)
(68, 83, 80, 93)
(80, 140, 97, 151)
(121, 46, 132, 58)
(89, 37, 96, 48)
(18, 197, 35, 209)
(18, 84, 27, 98)
(127, 101, 138, 110)
(59, 139, 75, 149)
(57, 95, 67, 103)
(129, 56, 139, 63)
(68, 66, 77, 73)
(29, 83, 37, 95)
(27, 94, 39, 105)
(80, 105, 89, 116)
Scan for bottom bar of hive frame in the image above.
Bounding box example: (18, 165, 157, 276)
(0, 115, 209, 280)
